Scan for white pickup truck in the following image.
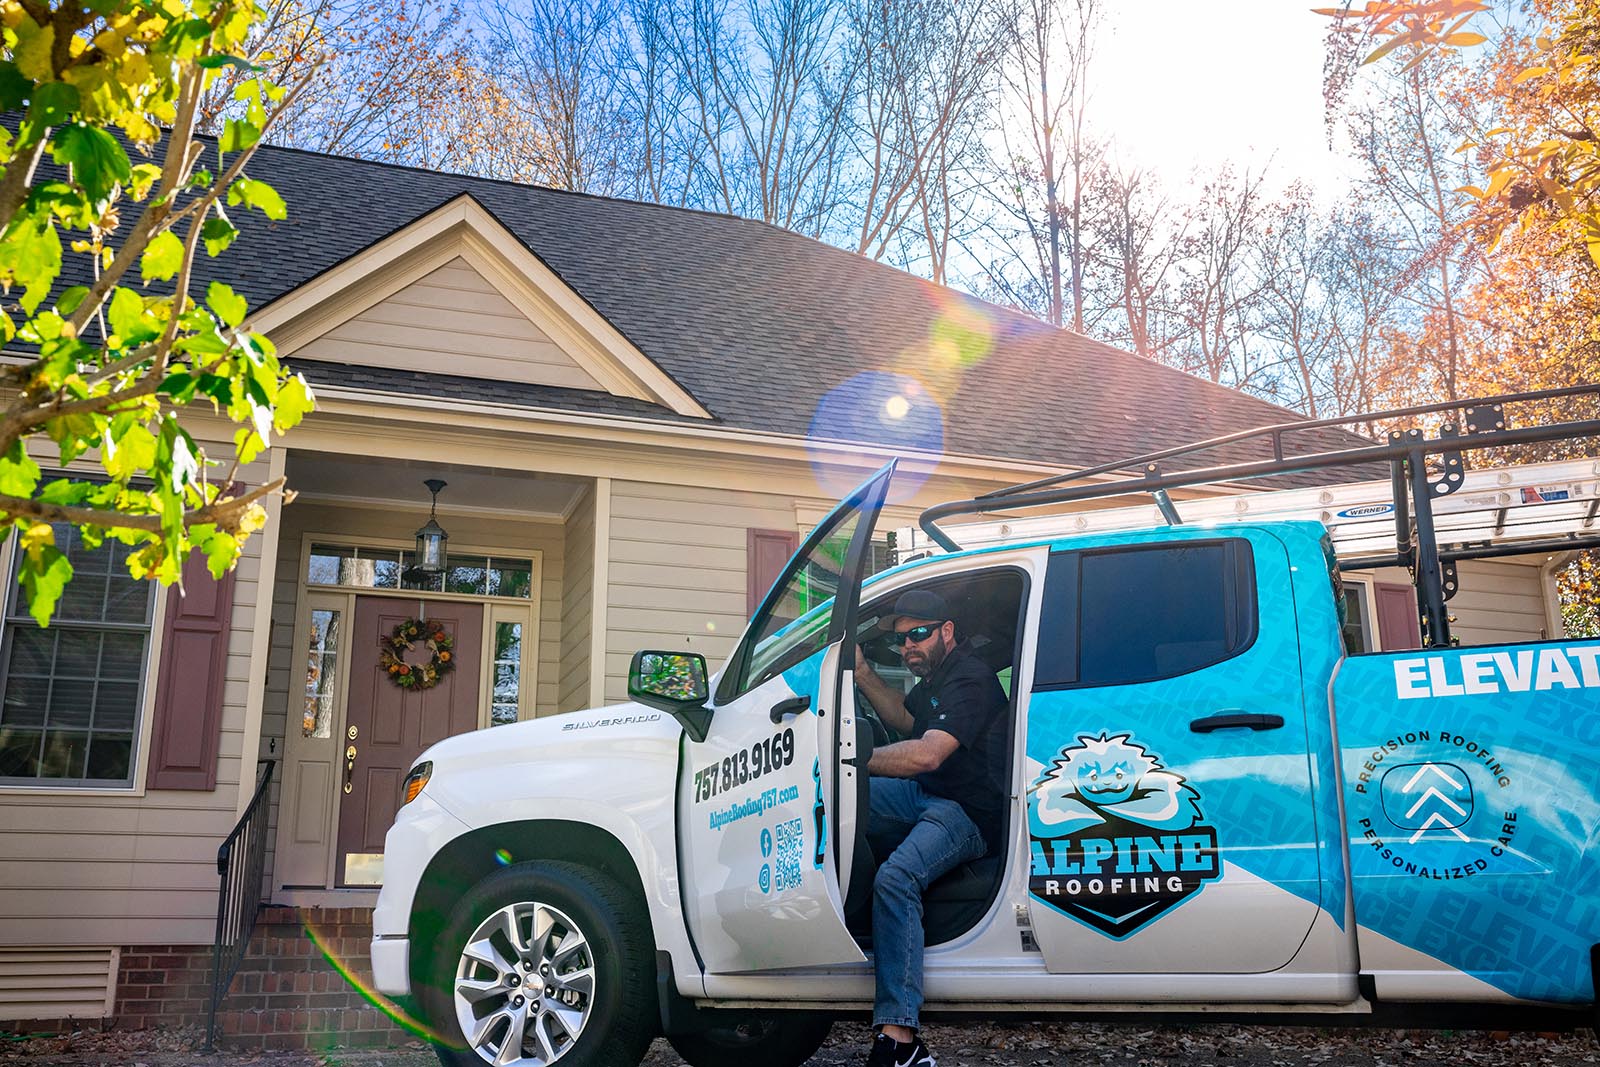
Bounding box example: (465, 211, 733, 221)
(371, 388, 1600, 1067)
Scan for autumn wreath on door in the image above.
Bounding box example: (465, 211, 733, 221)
(378, 618, 456, 689)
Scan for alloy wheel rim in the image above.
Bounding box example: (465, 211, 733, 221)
(453, 900, 597, 1066)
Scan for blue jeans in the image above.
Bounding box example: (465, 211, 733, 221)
(868, 777, 987, 1030)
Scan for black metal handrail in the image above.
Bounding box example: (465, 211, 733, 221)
(205, 759, 276, 1051)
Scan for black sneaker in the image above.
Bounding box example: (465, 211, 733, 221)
(866, 1032, 936, 1067)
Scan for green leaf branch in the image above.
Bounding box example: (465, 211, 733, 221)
(0, 0, 316, 624)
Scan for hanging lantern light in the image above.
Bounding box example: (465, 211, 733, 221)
(414, 479, 449, 574)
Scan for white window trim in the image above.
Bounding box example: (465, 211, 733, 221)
(487, 603, 536, 726)
(0, 527, 168, 797)
(1340, 574, 1381, 654)
(277, 534, 542, 892)
(296, 591, 354, 743)
(295, 531, 543, 722)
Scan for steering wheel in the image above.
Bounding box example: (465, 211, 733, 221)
(854, 684, 892, 747)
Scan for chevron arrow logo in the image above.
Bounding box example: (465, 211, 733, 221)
(1409, 811, 1471, 845)
(1404, 786, 1467, 820)
(1382, 761, 1475, 835)
(1402, 763, 1464, 793)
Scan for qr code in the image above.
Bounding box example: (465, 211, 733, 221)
(774, 818, 804, 891)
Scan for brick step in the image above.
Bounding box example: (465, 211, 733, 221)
(216, 905, 415, 1050)
(116, 906, 418, 1051)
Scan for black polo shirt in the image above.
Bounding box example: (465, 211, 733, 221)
(904, 644, 1009, 851)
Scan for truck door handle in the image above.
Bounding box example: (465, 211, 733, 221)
(1190, 713, 1284, 733)
(770, 696, 811, 723)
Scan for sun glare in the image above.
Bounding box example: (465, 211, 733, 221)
(1089, 0, 1348, 190)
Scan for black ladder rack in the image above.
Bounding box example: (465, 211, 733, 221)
(919, 383, 1600, 649)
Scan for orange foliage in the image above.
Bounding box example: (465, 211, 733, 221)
(196, 0, 537, 173)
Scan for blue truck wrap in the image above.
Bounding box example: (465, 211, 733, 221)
(1335, 639, 1600, 1004)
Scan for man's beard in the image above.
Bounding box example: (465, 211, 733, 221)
(904, 634, 948, 678)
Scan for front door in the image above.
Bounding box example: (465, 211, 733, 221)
(677, 462, 896, 973)
(337, 596, 483, 886)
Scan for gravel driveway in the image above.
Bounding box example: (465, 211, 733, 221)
(5, 1023, 1597, 1067)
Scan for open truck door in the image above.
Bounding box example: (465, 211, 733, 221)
(676, 462, 896, 972)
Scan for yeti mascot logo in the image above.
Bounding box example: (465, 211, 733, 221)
(1027, 733, 1221, 938)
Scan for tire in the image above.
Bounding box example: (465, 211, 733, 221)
(421, 861, 655, 1067)
(666, 1013, 832, 1067)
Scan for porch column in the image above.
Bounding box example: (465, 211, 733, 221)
(236, 445, 288, 820)
(588, 477, 611, 708)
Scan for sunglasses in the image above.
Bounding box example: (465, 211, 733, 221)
(889, 622, 944, 647)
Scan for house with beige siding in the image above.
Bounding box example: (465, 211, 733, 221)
(0, 145, 1571, 1038)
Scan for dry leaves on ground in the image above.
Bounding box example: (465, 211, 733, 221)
(3, 1021, 1596, 1067)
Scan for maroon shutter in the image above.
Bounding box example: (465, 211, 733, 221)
(1374, 582, 1422, 652)
(748, 529, 798, 616)
(146, 552, 237, 790)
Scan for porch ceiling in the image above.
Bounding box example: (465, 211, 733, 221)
(284, 453, 587, 520)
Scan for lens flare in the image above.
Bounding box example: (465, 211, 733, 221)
(299, 910, 459, 1050)
(494, 848, 512, 866)
(805, 295, 997, 497)
(808, 372, 944, 497)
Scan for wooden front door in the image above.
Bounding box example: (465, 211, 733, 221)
(337, 596, 483, 886)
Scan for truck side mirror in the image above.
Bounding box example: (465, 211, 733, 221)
(628, 650, 713, 742)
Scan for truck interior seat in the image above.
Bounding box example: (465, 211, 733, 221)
(848, 566, 1029, 948)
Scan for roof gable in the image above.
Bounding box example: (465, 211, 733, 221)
(293, 256, 607, 392)
(253, 195, 710, 419)
(200, 145, 1369, 469)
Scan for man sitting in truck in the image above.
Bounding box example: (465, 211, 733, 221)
(852, 588, 1009, 1067)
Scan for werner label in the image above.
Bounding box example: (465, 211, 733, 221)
(1393, 647, 1600, 699)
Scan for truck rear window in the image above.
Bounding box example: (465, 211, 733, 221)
(1034, 539, 1258, 689)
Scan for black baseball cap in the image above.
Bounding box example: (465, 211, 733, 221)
(876, 589, 951, 630)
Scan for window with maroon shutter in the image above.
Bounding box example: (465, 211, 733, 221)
(748, 529, 799, 617)
(1374, 582, 1422, 652)
(0, 524, 157, 785)
(145, 552, 237, 791)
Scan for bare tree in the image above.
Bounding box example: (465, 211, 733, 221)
(483, 0, 629, 193)
(1169, 166, 1273, 391)
(1253, 186, 1337, 416)
(200, 0, 477, 166)
(998, 0, 1099, 329)
(1345, 53, 1489, 401)
(1089, 163, 1186, 360)
(844, 0, 1012, 284)
(1316, 207, 1410, 416)
(614, 0, 701, 205)
(650, 0, 857, 233)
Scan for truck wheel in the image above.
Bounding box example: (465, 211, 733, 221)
(666, 1014, 832, 1067)
(423, 861, 654, 1067)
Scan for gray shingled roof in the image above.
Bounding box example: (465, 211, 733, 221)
(168, 143, 1369, 473)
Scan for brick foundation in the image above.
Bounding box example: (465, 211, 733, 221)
(107, 905, 418, 1050)
(114, 944, 214, 1030)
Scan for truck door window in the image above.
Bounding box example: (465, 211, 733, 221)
(1034, 539, 1258, 688)
(731, 510, 863, 697)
